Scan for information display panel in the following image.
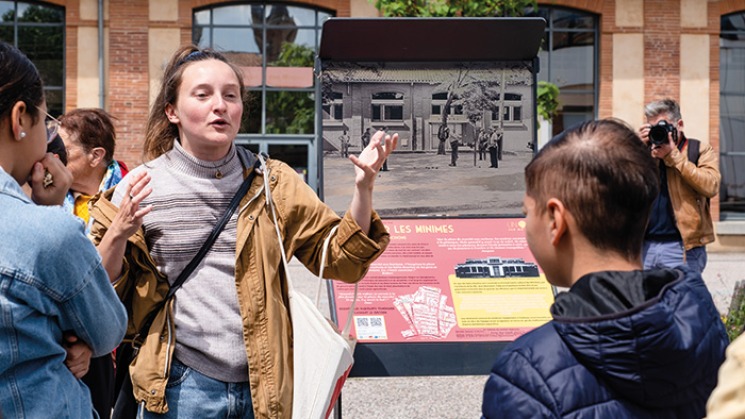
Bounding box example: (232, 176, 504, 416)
(317, 17, 548, 377)
(331, 217, 553, 344)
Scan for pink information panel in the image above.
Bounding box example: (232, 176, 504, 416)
(331, 218, 555, 344)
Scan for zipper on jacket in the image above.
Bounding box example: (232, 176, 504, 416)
(163, 308, 173, 377)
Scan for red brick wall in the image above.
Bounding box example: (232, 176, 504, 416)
(597, 2, 615, 120)
(106, 1, 151, 166)
(63, 0, 78, 115)
(717, 0, 745, 16)
(710, 2, 724, 219)
(643, 1, 681, 101)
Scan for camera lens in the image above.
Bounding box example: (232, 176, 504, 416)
(648, 124, 670, 146)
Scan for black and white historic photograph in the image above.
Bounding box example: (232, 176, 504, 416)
(320, 61, 537, 217)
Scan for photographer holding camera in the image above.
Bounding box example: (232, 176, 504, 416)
(638, 98, 720, 273)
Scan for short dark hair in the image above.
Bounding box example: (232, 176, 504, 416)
(0, 42, 44, 124)
(59, 108, 117, 164)
(525, 119, 659, 260)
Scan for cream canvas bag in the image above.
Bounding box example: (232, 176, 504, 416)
(260, 155, 357, 419)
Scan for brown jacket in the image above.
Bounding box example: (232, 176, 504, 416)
(89, 158, 389, 418)
(662, 138, 720, 250)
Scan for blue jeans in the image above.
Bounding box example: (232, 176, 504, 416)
(642, 240, 708, 274)
(684, 245, 708, 274)
(139, 358, 254, 419)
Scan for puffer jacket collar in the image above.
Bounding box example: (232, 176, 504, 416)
(551, 267, 726, 410)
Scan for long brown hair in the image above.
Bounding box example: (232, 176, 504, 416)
(143, 45, 245, 161)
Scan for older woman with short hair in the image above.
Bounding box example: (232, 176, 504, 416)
(59, 108, 127, 224)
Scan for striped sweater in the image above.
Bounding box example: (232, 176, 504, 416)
(112, 140, 249, 382)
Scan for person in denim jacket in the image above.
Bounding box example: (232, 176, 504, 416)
(0, 41, 127, 419)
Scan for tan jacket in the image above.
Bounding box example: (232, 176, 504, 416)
(662, 138, 720, 250)
(89, 158, 390, 418)
(707, 333, 745, 418)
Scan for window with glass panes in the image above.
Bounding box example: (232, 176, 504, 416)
(431, 92, 464, 117)
(528, 6, 598, 135)
(0, 1, 64, 117)
(720, 12, 745, 219)
(490, 93, 522, 123)
(323, 91, 343, 120)
(372, 92, 404, 122)
(193, 3, 330, 188)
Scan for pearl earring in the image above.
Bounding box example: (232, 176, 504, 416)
(20, 131, 26, 139)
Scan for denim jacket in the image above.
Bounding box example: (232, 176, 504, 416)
(0, 168, 127, 419)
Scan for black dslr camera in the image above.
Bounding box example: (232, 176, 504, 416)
(648, 120, 678, 147)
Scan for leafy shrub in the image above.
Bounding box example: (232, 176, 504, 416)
(725, 280, 745, 342)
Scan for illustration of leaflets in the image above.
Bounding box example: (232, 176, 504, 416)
(394, 286, 458, 339)
(411, 286, 442, 337)
(410, 302, 438, 336)
(394, 295, 417, 337)
(417, 286, 442, 308)
(438, 295, 457, 338)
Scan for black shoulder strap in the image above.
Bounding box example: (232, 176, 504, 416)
(135, 158, 261, 340)
(165, 158, 261, 300)
(687, 138, 701, 166)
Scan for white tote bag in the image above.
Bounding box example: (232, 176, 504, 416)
(259, 154, 357, 419)
(289, 272, 357, 418)
(284, 228, 358, 419)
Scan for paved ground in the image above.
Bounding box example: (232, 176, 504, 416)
(289, 150, 745, 419)
(321, 148, 533, 217)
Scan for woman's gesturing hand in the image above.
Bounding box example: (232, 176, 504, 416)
(110, 171, 153, 240)
(350, 129, 398, 190)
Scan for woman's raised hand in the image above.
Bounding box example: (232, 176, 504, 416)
(110, 171, 153, 240)
(350, 129, 398, 189)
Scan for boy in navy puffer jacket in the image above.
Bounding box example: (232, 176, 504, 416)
(481, 119, 728, 419)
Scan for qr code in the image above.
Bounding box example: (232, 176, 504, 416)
(354, 316, 387, 340)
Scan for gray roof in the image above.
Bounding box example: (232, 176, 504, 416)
(323, 66, 533, 85)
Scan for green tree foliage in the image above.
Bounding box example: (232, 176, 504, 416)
(537, 81, 560, 121)
(373, 0, 537, 17)
(266, 43, 315, 134)
(1, 5, 65, 114)
(371, 0, 561, 132)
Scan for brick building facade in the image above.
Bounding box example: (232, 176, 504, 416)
(20, 0, 745, 247)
